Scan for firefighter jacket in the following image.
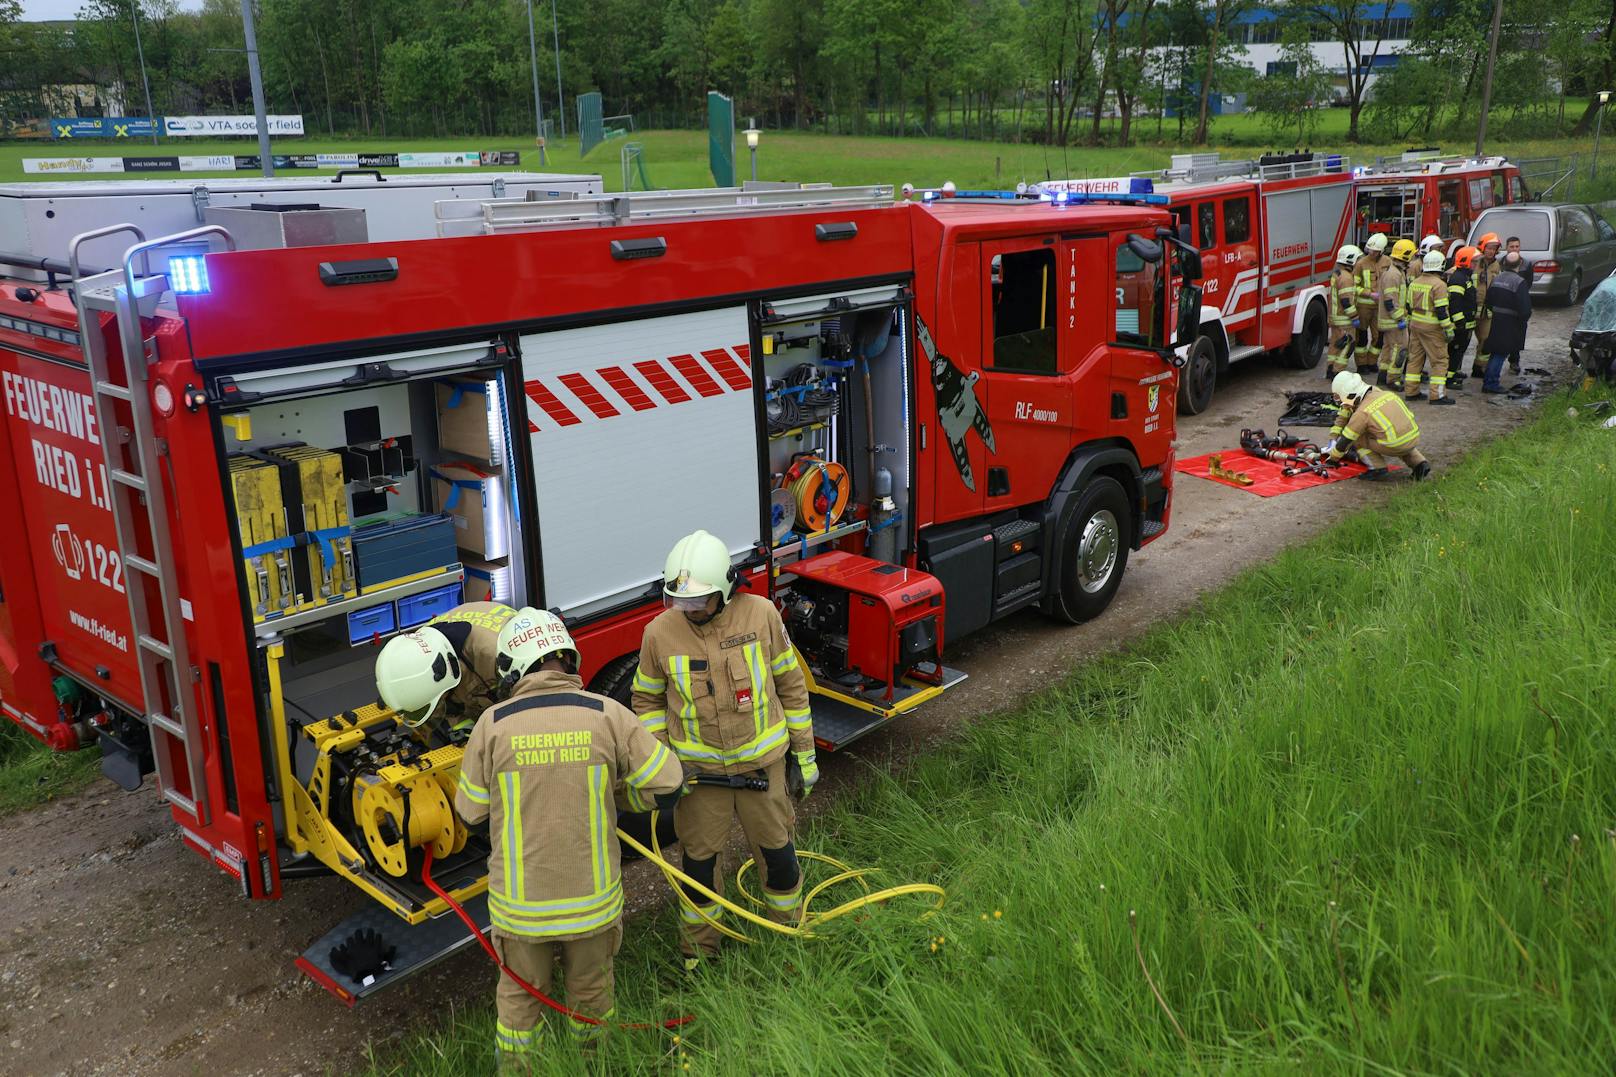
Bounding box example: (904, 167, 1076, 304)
(455, 669, 683, 940)
(1408, 272, 1452, 332)
(1475, 259, 1502, 317)
(1378, 263, 1408, 329)
(1355, 252, 1383, 313)
(1446, 267, 1477, 329)
(1328, 388, 1420, 459)
(429, 602, 518, 726)
(631, 592, 813, 775)
(1329, 266, 1358, 327)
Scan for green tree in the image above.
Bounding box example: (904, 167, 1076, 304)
(1251, 21, 1332, 144)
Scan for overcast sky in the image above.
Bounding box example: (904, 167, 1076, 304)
(19, 0, 204, 19)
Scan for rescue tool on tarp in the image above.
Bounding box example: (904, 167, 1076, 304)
(1238, 428, 1357, 478)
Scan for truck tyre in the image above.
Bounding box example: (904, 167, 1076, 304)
(589, 653, 678, 860)
(1053, 476, 1133, 624)
(1285, 300, 1327, 369)
(1177, 336, 1216, 415)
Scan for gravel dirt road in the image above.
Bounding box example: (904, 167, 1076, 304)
(0, 305, 1582, 1076)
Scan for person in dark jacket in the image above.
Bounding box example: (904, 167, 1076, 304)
(1503, 237, 1533, 373)
(1482, 253, 1531, 393)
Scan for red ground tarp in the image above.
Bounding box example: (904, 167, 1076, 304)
(1175, 449, 1375, 497)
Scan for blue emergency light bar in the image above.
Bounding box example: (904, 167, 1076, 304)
(168, 255, 210, 294)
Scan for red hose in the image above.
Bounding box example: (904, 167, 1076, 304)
(420, 846, 693, 1030)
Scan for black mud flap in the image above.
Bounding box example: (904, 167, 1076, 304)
(297, 893, 490, 1006)
(812, 665, 969, 752)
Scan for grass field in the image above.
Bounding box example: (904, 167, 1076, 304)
(0, 714, 100, 815)
(0, 128, 1607, 197)
(370, 390, 1616, 1075)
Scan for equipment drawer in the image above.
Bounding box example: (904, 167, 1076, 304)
(347, 602, 398, 644)
(397, 583, 464, 628)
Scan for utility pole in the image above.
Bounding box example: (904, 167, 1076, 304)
(525, 0, 548, 165)
(129, 0, 158, 146)
(551, 0, 566, 139)
(1475, 0, 1503, 157)
(240, 0, 274, 177)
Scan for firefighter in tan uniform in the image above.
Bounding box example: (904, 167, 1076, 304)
(1355, 233, 1388, 378)
(1326, 371, 1430, 482)
(1470, 233, 1502, 378)
(1378, 239, 1415, 391)
(1404, 249, 1457, 405)
(631, 529, 817, 969)
(374, 601, 520, 730)
(455, 609, 684, 1063)
(1326, 244, 1361, 378)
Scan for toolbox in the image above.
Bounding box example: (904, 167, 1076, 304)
(256, 444, 357, 608)
(432, 464, 508, 560)
(228, 455, 295, 621)
(351, 512, 459, 590)
(435, 378, 504, 466)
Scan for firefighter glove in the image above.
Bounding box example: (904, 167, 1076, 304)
(329, 927, 396, 985)
(786, 748, 819, 800)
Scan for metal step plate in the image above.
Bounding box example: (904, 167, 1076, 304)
(297, 892, 490, 1007)
(813, 665, 968, 751)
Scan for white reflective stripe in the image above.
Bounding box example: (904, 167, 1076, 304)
(456, 772, 490, 804)
(588, 765, 609, 892)
(624, 741, 672, 788)
(500, 771, 523, 902)
(632, 667, 666, 693)
(640, 709, 668, 733)
(763, 887, 803, 910)
(680, 902, 722, 923)
(669, 723, 788, 765)
(770, 650, 800, 674)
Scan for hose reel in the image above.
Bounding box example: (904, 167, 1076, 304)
(354, 766, 467, 878)
(781, 456, 850, 533)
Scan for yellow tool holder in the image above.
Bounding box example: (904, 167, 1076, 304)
(262, 445, 358, 606)
(229, 456, 294, 622)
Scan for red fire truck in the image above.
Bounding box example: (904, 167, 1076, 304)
(1045, 152, 1354, 414)
(0, 182, 1198, 998)
(1352, 152, 1528, 253)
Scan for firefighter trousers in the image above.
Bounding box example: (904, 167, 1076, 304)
(1448, 328, 1472, 380)
(1472, 312, 1491, 375)
(1379, 326, 1409, 389)
(1359, 438, 1428, 472)
(1406, 324, 1451, 398)
(674, 755, 802, 957)
(1357, 311, 1382, 372)
(492, 922, 622, 1055)
(1326, 324, 1355, 375)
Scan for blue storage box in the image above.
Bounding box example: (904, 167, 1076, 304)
(347, 601, 397, 644)
(352, 512, 459, 589)
(397, 582, 464, 628)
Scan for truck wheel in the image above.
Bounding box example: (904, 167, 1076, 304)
(588, 654, 678, 861)
(1177, 336, 1216, 416)
(589, 653, 638, 705)
(1286, 300, 1327, 369)
(1053, 476, 1133, 624)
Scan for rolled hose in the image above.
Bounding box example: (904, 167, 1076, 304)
(421, 814, 946, 1029)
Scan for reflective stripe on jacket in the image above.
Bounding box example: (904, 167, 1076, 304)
(632, 592, 813, 774)
(1329, 267, 1357, 326)
(1408, 273, 1451, 328)
(429, 601, 518, 725)
(1378, 264, 1408, 327)
(1356, 252, 1383, 308)
(454, 670, 683, 939)
(1332, 388, 1421, 455)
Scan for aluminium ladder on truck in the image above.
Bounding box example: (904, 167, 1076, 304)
(67, 223, 236, 829)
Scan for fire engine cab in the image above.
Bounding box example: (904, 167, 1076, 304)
(1353, 152, 1528, 253)
(1044, 152, 1353, 415)
(0, 179, 1197, 999)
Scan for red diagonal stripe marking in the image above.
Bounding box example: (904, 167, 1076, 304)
(669, 354, 724, 398)
(597, 365, 656, 411)
(634, 360, 692, 404)
(524, 380, 581, 427)
(734, 343, 751, 367)
(701, 348, 752, 392)
(558, 372, 621, 419)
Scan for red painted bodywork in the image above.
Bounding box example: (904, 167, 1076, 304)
(0, 197, 1176, 901)
(788, 551, 945, 698)
(1354, 160, 1527, 248)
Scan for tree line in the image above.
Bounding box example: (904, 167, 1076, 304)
(0, 0, 1611, 148)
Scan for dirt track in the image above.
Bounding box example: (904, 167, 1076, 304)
(0, 306, 1581, 1076)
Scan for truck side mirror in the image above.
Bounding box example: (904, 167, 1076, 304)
(1176, 280, 1202, 351)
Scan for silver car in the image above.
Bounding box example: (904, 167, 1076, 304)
(1466, 204, 1616, 305)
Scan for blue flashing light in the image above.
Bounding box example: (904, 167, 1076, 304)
(169, 255, 210, 294)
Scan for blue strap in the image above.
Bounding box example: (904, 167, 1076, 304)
(308, 526, 350, 571)
(431, 469, 483, 510)
(242, 535, 295, 558)
(443, 381, 488, 410)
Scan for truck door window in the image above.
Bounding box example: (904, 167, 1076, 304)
(1510, 175, 1525, 202)
(989, 249, 1058, 374)
(1113, 242, 1162, 349)
(1438, 180, 1461, 236)
(1223, 197, 1251, 244)
(1198, 203, 1217, 249)
(1491, 173, 1506, 206)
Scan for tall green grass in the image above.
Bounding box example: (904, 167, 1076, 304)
(372, 393, 1616, 1076)
(0, 713, 100, 814)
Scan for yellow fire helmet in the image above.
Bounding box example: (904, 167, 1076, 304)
(1390, 238, 1417, 263)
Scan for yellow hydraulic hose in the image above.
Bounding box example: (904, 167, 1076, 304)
(613, 811, 947, 943)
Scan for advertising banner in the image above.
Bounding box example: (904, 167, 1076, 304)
(163, 114, 305, 137)
(398, 151, 483, 168)
(50, 117, 162, 139)
(22, 157, 125, 174)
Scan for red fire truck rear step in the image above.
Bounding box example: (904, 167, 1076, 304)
(810, 664, 969, 752)
(298, 891, 492, 1007)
